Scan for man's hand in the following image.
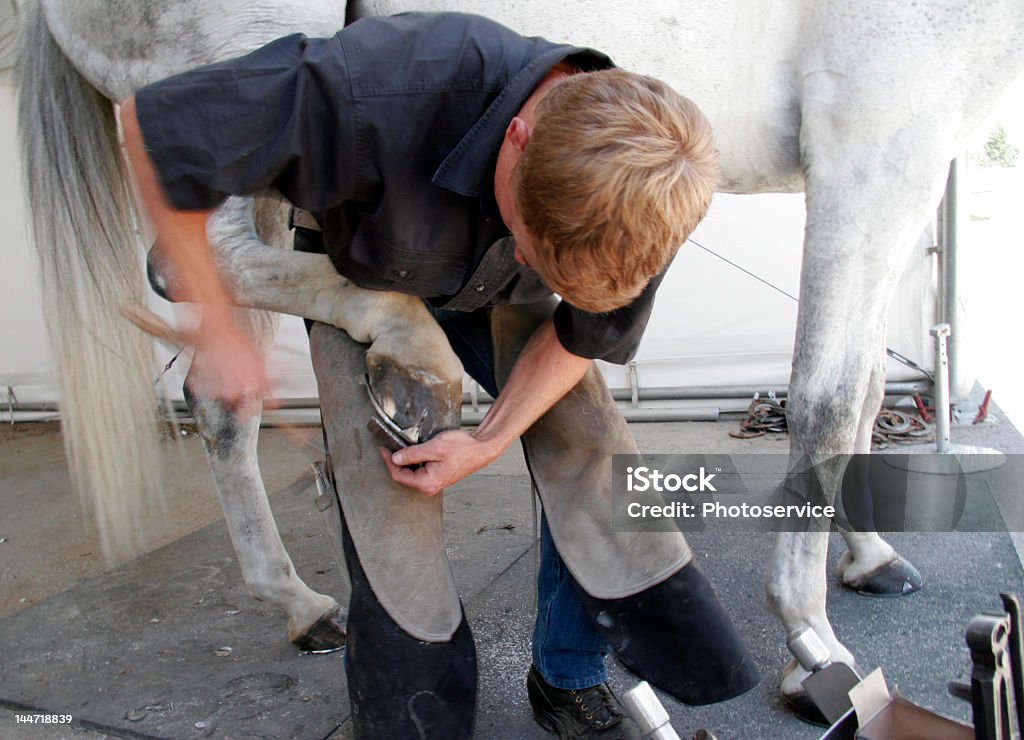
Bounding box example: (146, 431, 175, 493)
(187, 318, 270, 413)
(380, 317, 592, 496)
(379, 429, 502, 496)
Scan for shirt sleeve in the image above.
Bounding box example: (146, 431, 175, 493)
(134, 33, 358, 212)
(551, 269, 668, 364)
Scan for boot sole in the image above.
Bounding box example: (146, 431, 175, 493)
(531, 708, 585, 740)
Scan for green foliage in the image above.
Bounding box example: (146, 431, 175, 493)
(974, 124, 1019, 168)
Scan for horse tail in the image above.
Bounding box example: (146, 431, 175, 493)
(17, 1, 166, 563)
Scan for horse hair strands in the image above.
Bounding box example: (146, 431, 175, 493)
(17, 1, 166, 563)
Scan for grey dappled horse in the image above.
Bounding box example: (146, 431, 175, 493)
(19, 0, 1024, 707)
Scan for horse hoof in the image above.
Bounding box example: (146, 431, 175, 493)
(782, 691, 830, 727)
(845, 555, 923, 597)
(365, 355, 462, 441)
(293, 606, 348, 654)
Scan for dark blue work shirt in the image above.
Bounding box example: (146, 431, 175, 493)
(136, 12, 665, 363)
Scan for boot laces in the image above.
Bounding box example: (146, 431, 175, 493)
(571, 683, 620, 726)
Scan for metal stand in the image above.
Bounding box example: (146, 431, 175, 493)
(887, 323, 1004, 475)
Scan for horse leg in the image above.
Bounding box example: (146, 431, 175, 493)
(770, 345, 923, 716)
(148, 195, 461, 650)
(766, 92, 953, 708)
(149, 195, 464, 437)
(150, 200, 348, 651)
(836, 354, 923, 595)
(184, 377, 347, 652)
(767, 275, 896, 700)
(768, 329, 901, 719)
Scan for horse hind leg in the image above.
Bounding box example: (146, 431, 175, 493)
(149, 201, 348, 651)
(182, 352, 348, 652)
(164, 195, 465, 437)
(149, 194, 462, 648)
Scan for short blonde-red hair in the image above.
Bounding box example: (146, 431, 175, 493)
(515, 69, 719, 313)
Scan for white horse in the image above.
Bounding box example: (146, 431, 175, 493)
(19, 0, 1024, 713)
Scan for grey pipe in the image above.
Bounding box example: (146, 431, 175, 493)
(464, 380, 929, 405)
(939, 159, 961, 405)
(931, 324, 953, 452)
(3, 380, 931, 416)
(461, 405, 721, 426)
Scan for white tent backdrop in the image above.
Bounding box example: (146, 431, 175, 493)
(0, 68, 56, 408)
(0, 65, 940, 419)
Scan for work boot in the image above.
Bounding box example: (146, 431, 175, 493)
(527, 665, 641, 739)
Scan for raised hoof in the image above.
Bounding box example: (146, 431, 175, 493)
(782, 691, 830, 727)
(293, 606, 348, 654)
(845, 555, 923, 598)
(365, 355, 462, 443)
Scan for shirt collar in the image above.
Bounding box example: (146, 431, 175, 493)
(431, 46, 613, 199)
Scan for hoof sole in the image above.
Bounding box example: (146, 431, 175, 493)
(292, 606, 348, 654)
(846, 555, 923, 597)
(365, 355, 461, 442)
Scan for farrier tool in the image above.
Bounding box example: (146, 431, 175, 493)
(788, 627, 863, 725)
(362, 375, 427, 464)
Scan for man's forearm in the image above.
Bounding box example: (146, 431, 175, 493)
(119, 96, 268, 405)
(471, 317, 592, 456)
(120, 97, 226, 312)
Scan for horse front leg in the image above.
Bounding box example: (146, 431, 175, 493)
(768, 529, 857, 703)
(767, 310, 909, 716)
(768, 335, 920, 717)
(766, 121, 947, 712)
(836, 354, 923, 595)
(759, 54, 967, 709)
(767, 305, 884, 663)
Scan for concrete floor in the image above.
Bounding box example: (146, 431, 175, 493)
(2, 396, 1023, 739)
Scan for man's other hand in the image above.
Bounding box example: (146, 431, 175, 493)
(380, 429, 502, 496)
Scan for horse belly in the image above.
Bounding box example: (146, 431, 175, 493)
(353, 0, 807, 192)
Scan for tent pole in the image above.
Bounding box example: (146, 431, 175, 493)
(938, 158, 962, 409)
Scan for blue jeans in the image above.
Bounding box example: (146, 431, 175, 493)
(429, 305, 609, 690)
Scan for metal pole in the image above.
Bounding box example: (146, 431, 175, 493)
(931, 323, 952, 453)
(463, 406, 723, 425)
(462, 381, 930, 406)
(939, 159, 961, 407)
(0, 381, 933, 417)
